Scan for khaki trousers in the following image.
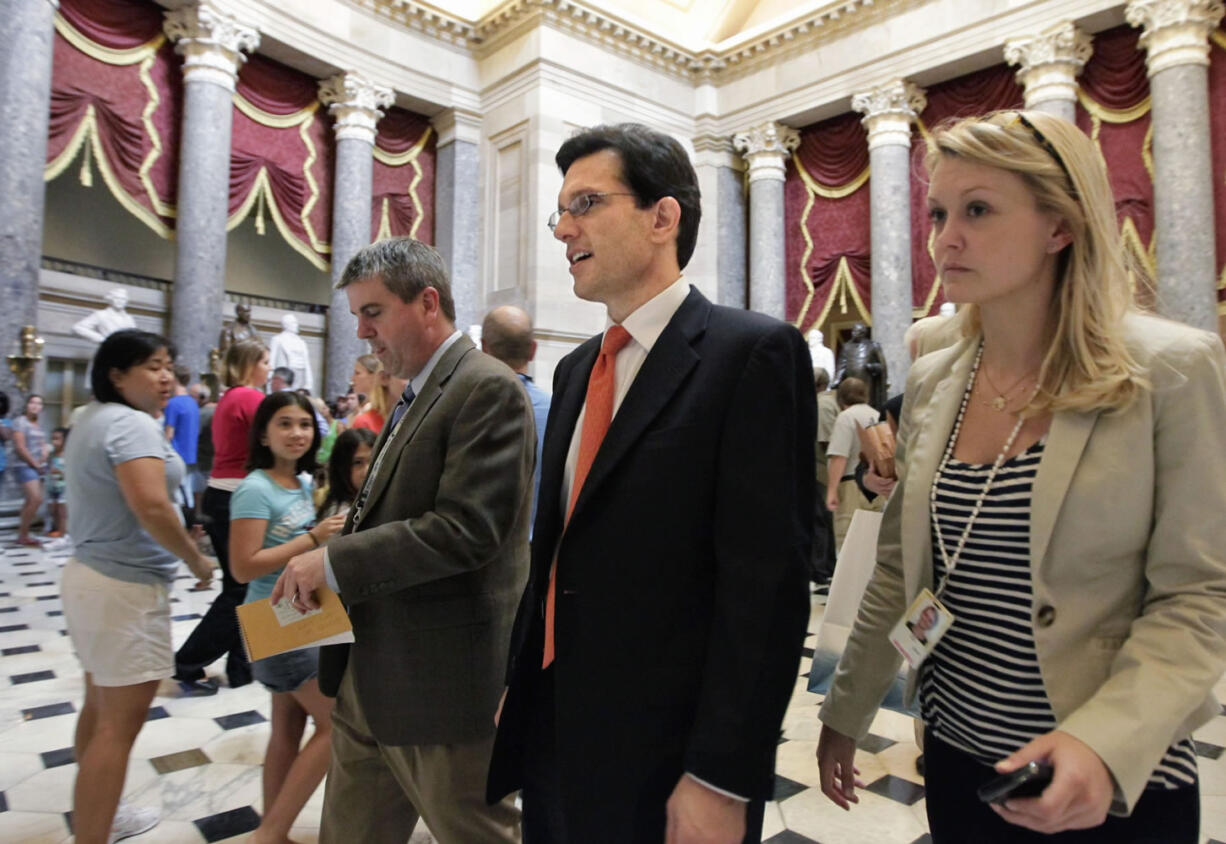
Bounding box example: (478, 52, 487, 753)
(320, 664, 521, 844)
(832, 478, 884, 555)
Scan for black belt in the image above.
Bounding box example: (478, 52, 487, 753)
(840, 475, 856, 482)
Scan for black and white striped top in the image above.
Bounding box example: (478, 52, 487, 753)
(920, 440, 1197, 790)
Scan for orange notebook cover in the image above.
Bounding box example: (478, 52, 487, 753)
(236, 585, 354, 662)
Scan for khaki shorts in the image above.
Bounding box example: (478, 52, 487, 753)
(61, 558, 173, 687)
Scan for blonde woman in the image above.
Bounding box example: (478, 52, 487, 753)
(173, 339, 269, 693)
(349, 352, 393, 432)
(816, 110, 1226, 842)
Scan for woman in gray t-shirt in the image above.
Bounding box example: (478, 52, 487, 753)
(60, 330, 216, 844)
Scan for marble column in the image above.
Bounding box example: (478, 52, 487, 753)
(319, 71, 393, 399)
(693, 133, 747, 308)
(1127, 0, 1224, 333)
(0, 0, 56, 397)
(163, 2, 258, 378)
(1004, 21, 1093, 123)
(852, 80, 926, 393)
(733, 122, 799, 320)
(433, 109, 482, 334)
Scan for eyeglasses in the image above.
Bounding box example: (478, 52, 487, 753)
(547, 192, 638, 231)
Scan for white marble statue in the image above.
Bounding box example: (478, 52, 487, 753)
(268, 313, 313, 394)
(72, 287, 136, 345)
(806, 327, 836, 378)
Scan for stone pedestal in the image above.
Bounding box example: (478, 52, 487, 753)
(852, 80, 926, 392)
(434, 109, 482, 333)
(164, 2, 259, 379)
(319, 72, 393, 399)
(1004, 21, 1092, 123)
(733, 122, 799, 320)
(1127, 0, 1224, 333)
(0, 0, 56, 397)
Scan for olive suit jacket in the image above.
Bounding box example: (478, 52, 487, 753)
(319, 335, 534, 746)
(488, 288, 816, 841)
(819, 313, 1226, 813)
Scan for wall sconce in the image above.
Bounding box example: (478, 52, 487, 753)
(7, 325, 45, 394)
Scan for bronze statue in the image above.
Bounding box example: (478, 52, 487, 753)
(834, 322, 889, 410)
(218, 304, 260, 360)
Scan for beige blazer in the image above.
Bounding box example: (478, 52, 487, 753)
(819, 312, 1226, 812)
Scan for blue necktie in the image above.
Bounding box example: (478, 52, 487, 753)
(390, 384, 416, 428)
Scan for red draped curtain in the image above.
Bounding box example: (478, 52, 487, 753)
(372, 108, 437, 244)
(785, 112, 871, 334)
(1210, 21, 1226, 309)
(46, 0, 181, 236)
(229, 55, 334, 270)
(1075, 25, 1156, 306)
(910, 65, 1025, 316)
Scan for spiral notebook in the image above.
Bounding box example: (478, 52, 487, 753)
(236, 584, 354, 661)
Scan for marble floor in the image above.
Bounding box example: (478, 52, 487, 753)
(2, 534, 1226, 843)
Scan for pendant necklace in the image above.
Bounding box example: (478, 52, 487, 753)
(978, 357, 1037, 412)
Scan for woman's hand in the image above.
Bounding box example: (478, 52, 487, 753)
(862, 467, 897, 498)
(990, 730, 1114, 834)
(311, 513, 347, 544)
(817, 724, 864, 810)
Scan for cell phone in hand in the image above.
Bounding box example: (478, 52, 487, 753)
(976, 761, 1054, 805)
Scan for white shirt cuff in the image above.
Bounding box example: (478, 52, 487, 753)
(686, 773, 749, 802)
(323, 548, 339, 593)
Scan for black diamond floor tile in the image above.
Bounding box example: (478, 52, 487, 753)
(46, 610, 62, 617)
(12, 561, 38, 567)
(865, 773, 926, 806)
(858, 732, 898, 754)
(908, 836, 933, 844)
(764, 831, 822, 844)
(17, 571, 47, 576)
(40, 746, 75, 768)
(773, 774, 809, 802)
(0, 624, 29, 633)
(26, 582, 54, 587)
(1196, 740, 1225, 760)
(194, 805, 261, 842)
(36, 594, 58, 601)
(0, 791, 6, 812)
(801, 646, 815, 658)
(23, 701, 74, 720)
(0, 592, 8, 597)
(1, 645, 39, 656)
(11, 670, 55, 684)
(214, 710, 266, 730)
(0, 607, 18, 613)
(172, 613, 202, 622)
(147, 706, 170, 721)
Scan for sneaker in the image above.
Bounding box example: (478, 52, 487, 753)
(177, 677, 220, 697)
(15, 537, 41, 547)
(110, 803, 160, 843)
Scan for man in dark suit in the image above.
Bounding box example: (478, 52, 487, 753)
(488, 124, 816, 843)
(273, 237, 533, 844)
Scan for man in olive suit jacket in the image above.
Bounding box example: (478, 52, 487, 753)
(274, 237, 534, 844)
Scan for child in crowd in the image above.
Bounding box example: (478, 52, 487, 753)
(228, 392, 346, 843)
(46, 427, 68, 538)
(315, 427, 376, 521)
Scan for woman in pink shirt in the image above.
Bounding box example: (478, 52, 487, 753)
(173, 339, 269, 693)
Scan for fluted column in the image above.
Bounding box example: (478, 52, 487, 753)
(1004, 22, 1093, 123)
(433, 108, 482, 334)
(1127, 0, 1224, 332)
(0, 0, 56, 396)
(852, 80, 926, 392)
(319, 71, 393, 399)
(733, 122, 799, 319)
(164, 2, 258, 378)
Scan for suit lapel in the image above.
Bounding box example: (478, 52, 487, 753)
(1030, 409, 1098, 573)
(900, 340, 977, 595)
(352, 336, 475, 531)
(568, 290, 706, 523)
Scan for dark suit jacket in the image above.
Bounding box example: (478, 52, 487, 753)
(319, 335, 535, 746)
(488, 288, 815, 840)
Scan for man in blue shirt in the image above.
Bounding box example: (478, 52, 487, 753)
(482, 305, 551, 533)
(164, 365, 200, 520)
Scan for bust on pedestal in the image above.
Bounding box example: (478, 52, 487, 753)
(72, 287, 136, 345)
(268, 314, 313, 394)
(806, 328, 837, 378)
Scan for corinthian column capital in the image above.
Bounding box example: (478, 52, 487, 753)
(851, 80, 926, 150)
(1004, 22, 1093, 108)
(319, 72, 395, 145)
(1126, 0, 1226, 75)
(163, 1, 259, 91)
(732, 122, 800, 183)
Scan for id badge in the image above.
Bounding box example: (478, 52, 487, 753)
(888, 588, 954, 670)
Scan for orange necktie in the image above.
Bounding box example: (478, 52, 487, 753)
(542, 325, 632, 668)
